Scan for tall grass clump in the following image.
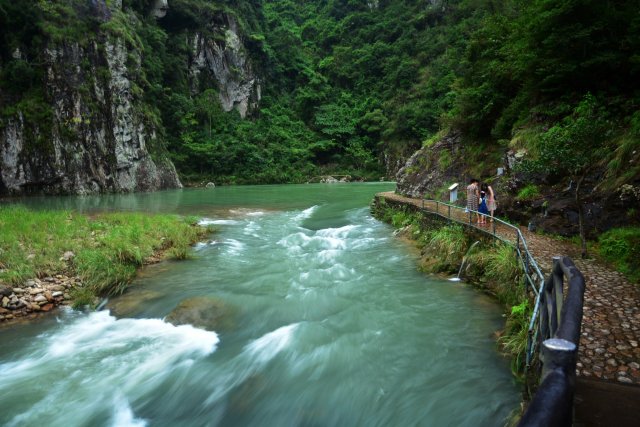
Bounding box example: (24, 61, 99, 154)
(423, 224, 467, 272)
(516, 184, 540, 201)
(0, 206, 213, 302)
(500, 300, 531, 376)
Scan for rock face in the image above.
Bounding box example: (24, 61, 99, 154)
(0, 2, 262, 196)
(189, 14, 261, 119)
(0, 2, 182, 196)
(152, 0, 169, 19)
(395, 132, 464, 198)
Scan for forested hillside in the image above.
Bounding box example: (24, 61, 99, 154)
(1, 0, 639, 191)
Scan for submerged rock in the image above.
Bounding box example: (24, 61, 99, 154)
(165, 296, 236, 332)
(107, 289, 164, 317)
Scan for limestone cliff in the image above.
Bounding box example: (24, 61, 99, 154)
(189, 15, 261, 119)
(0, 1, 177, 195)
(0, 0, 260, 196)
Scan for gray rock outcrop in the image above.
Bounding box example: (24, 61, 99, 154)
(395, 132, 464, 198)
(189, 15, 261, 118)
(0, 2, 181, 196)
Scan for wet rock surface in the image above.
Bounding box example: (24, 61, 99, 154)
(165, 296, 237, 332)
(377, 191, 640, 386)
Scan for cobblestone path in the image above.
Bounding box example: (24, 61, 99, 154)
(377, 192, 640, 385)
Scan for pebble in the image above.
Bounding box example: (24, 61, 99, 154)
(0, 274, 82, 323)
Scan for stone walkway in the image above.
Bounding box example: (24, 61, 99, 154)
(377, 192, 640, 385)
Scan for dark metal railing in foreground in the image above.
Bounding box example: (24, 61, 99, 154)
(518, 256, 586, 427)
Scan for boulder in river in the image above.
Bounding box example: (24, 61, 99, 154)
(165, 296, 236, 332)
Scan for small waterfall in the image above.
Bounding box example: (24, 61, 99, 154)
(96, 298, 109, 311)
(449, 241, 481, 282)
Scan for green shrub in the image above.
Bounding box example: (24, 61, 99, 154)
(516, 184, 540, 201)
(598, 227, 640, 283)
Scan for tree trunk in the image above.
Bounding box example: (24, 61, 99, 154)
(575, 175, 587, 258)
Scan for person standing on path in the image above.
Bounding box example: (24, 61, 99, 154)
(481, 182, 497, 222)
(478, 188, 489, 224)
(466, 179, 479, 223)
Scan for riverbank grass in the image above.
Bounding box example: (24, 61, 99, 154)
(0, 206, 212, 304)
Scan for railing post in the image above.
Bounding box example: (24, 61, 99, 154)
(493, 219, 496, 235)
(552, 257, 564, 329)
(469, 210, 472, 224)
(448, 205, 451, 219)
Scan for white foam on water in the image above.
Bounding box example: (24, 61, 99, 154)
(316, 224, 358, 238)
(243, 220, 262, 237)
(0, 311, 219, 427)
(198, 218, 241, 226)
(317, 249, 342, 263)
(277, 231, 311, 254)
(244, 323, 299, 366)
(111, 394, 147, 427)
(292, 205, 318, 221)
(221, 238, 245, 255)
(194, 241, 217, 251)
(350, 236, 378, 250)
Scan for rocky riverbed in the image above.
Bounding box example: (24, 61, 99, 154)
(0, 276, 78, 323)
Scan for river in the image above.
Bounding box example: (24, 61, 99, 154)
(0, 183, 519, 426)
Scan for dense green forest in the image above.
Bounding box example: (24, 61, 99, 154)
(1, 0, 639, 185)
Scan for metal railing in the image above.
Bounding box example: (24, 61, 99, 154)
(420, 199, 546, 366)
(518, 256, 586, 427)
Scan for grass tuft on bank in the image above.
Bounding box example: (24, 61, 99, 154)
(0, 206, 213, 303)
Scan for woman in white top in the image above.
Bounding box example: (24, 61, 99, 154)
(481, 182, 497, 222)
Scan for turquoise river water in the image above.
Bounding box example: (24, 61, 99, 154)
(0, 183, 519, 426)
